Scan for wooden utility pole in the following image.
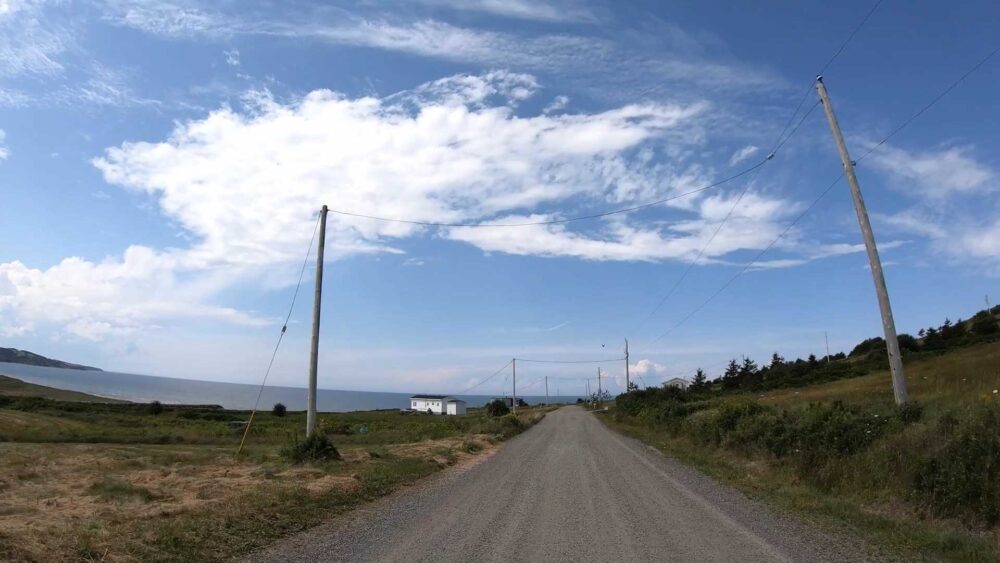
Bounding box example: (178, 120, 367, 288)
(624, 338, 630, 391)
(825, 331, 831, 363)
(586, 379, 590, 398)
(511, 358, 517, 413)
(306, 205, 328, 436)
(597, 367, 602, 404)
(545, 376, 549, 404)
(816, 76, 908, 404)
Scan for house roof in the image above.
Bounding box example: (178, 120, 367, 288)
(446, 398, 466, 403)
(410, 394, 450, 400)
(664, 377, 688, 384)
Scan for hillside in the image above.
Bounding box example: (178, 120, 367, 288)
(0, 374, 125, 403)
(0, 347, 102, 371)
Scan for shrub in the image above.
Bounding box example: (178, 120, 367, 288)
(914, 404, 1000, 524)
(897, 401, 923, 424)
(281, 433, 341, 464)
(148, 401, 164, 415)
(484, 399, 510, 417)
(272, 403, 287, 417)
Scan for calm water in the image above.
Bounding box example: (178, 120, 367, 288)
(0, 362, 576, 411)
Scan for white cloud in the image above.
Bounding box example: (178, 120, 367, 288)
(728, 144, 759, 166)
(411, 0, 597, 23)
(543, 95, 569, 114)
(223, 47, 240, 66)
(955, 219, 1000, 259)
(0, 128, 8, 160)
(0, 247, 267, 340)
(866, 144, 995, 199)
(0, 0, 67, 77)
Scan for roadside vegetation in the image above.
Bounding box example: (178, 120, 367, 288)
(602, 307, 1000, 562)
(0, 390, 552, 562)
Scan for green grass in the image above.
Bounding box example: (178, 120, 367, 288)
(87, 477, 159, 503)
(0, 374, 126, 403)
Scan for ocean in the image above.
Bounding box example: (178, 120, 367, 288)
(0, 362, 576, 412)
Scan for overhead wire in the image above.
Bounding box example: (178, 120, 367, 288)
(236, 212, 322, 456)
(649, 40, 1000, 345)
(453, 359, 513, 395)
(629, 0, 885, 341)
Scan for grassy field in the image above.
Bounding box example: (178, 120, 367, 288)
(0, 375, 126, 403)
(602, 340, 1000, 563)
(0, 392, 553, 562)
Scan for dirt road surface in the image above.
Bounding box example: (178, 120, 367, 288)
(246, 406, 875, 562)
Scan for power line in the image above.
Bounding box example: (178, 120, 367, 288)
(324, 160, 767, 228)
(855, 44, 1000, 164)
(648, 42, 1000, 345)
(651, 172, 844, 344)
(627, 1, 884, 340)
(237, 212, 322, 456)
(453, 359, 513, 395)
(515, 356, 626, 364)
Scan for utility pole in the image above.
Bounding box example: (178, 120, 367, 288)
(597, 367, 602, 404)
(511, 358, 517, 413)
(545, 376, 549, 404)
(586, 379, 590, 398)
(825, 331, 831, 363)
(816, 76, 908, 405)
(624, 338, 630, 391)
(306, 205, 328, 436)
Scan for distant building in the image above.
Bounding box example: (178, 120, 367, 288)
(662, 377, 689, 390)
(446, 399, 467, 416)
(409, 395, 466, 415)
(490, 397, 527, 408)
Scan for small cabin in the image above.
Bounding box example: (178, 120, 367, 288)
(409, 395, 466, 415)
(662, 377, 689, 390)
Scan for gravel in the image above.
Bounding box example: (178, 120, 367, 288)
(245, 406, 877, 562)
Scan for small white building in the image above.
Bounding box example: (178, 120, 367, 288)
(409, 395, 466, 415)
(662, 377, 689, 390)
(446, 399, 467, 416)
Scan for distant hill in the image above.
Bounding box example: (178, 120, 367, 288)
(0, 374, 125, 403)
(0, 347, 102, 371)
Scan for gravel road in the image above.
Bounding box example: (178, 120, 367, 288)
(246, 406, 876, 562)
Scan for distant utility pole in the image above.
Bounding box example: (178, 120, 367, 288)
(545, 376, 549, 404)
(306, 205, 328, 436)
(987, 295, 992, 313)
(624, 338, 630, 391)
(586, 379, 590, 398)
(825, 331, 831, 363)
(597, 367, 602, 404)
(511, 358, 517, 413)
(816, 76, 908, 405)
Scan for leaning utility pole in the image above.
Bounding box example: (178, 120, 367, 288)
(624, 338, 630, 391)
(306, 205, 328, 436)
(816, 77, 908, 404)
(511, 358, 517, 413)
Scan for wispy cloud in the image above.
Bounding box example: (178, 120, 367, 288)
(728, 144, 759, 166)
(408, 0, 598, 23)
(866, 143, 996, 199)
(0, 128, 8, 160)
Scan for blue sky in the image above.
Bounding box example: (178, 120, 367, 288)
(0, 0, 997, 397)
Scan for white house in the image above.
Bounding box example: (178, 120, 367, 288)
(662, 377, 689, 390)
(409, 395, 466, 415)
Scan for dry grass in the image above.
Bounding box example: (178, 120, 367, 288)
(758, 340, 1000, 409)
(0, 408, 536, 562)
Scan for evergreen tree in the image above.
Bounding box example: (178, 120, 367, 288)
(691, 368, 707, 391)
(722, 359, 741, 390)
(770, 352, 784, 369)
(807, 353, 818, 367)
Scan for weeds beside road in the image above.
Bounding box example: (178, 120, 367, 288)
(601, 340, 1000, 562)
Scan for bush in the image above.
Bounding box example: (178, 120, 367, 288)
(148, 401, 164, 415)
(281, 432, 341, 464)
(272, 403, 287, 417)
(897, 401, 923, 424)
(915, 404, 1000, 524)
(484, 399, 510, 417)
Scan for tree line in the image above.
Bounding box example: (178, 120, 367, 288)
(685, 305, 1000, 394)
